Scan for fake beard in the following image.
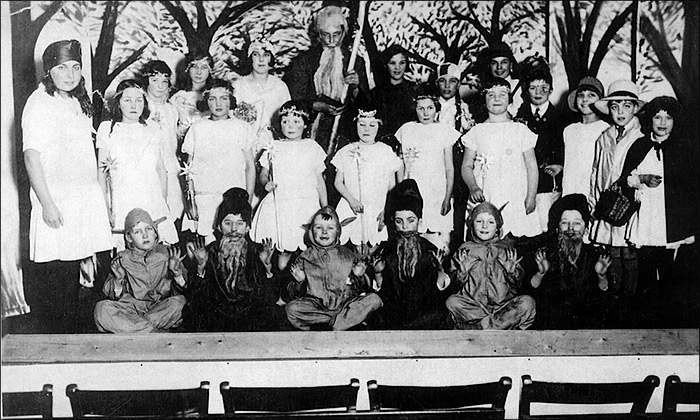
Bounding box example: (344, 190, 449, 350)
(217, 235, 248, 295)
(396, 231, 421, 282)
(557, 230, 583, 272)
(314, 46, 345, 101)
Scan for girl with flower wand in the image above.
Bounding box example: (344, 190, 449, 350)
(332, 108, 401, 252)
(251, 101, 328, 272)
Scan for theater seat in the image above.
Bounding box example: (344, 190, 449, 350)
(367, 377, 512, 419)
(65, 381, 209, 417)
(663, 375, 700, 414)
(2, 384, 53, 418)
(219, 378, 359, 413)
(519, 374, 659, 418)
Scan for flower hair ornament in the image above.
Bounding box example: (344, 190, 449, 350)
(279, 105, 309, 119)
(202, 85, 233, 97)
(248, 36, 277, 57)
(483, 84, 511, 95)
(354, 109, 381, 122)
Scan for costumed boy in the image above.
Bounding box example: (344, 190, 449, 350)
(182, 188, 288, 332)
(445, 202, 536, 330)
(371, 179, 452, 329)
(94, 208, 187, 333)
(285, 206, 383, 330)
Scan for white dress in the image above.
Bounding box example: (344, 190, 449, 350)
(625, 149, 667, 247)
(562, 119, 609, 199)
(232, 74, 291, 157)
(461, 121, 542, 238)
(331, 141, 401, 246)
(147, 99, 184, 221)
(180, 117, 254, 238)
(394, 121, 459, 233)
(22, 86, 112, 262)
(96, 121, 179, 250)
(251, 139, 326, 252)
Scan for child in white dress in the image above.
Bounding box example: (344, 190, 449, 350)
(96, 79, 179, 250)
(141, 60, 184, 226)
(461, 77, 541, 238)
(395, 85, 459, 252)
(251, 100, 328, 272)
(180, 79, 256, 243)
(332, 108, 402, 249)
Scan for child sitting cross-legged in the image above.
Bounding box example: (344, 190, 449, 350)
(370, 179, 452, 330)
(285, 206, 383, 331)
(445, 201, 536, 330)
(181, 187, 289, 332)
(94, 208, 187, 333)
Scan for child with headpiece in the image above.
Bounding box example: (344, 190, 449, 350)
(445, 201, 536, 330)
(170, 50, 214, 139)
(561, 76, 609, 200)
(394, 83, 460, 253)
(180, 78, 256, 245)
(250, 100, 328, 273)
(233, 35, 291, 163)
(285, 206, 383, 330)
(182, 188, 288, 331)
(370, 179, 452, 329)
(435, 62, 476, 249)
(141, 60, 185, 227)
(332, 107, 402, 249)
(461, 77, 541, 239)
(94, 208, 187, 333)
(589, 79, 646, 297)
(96, 79, 179, 251)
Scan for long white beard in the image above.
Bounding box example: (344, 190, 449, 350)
(314, 46, 345, 101)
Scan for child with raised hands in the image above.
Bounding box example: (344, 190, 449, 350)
(445, 201, 536, 330)
(182, 188, 289, 332)
(369, 179, 452, 330)
(94, 208, 187, 333)
(285, 206, 383, 331)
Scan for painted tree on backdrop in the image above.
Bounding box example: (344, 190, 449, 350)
(158, 1, 270, 55)
(365, 1, 544, 82)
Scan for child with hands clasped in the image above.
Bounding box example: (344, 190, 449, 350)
(446, 202, 536, 330)
(180, 79, 256, 244)
(182, 188, 288, 332)
(94, 208, 187, 333)
(285, 206, 383, 331)
(332, 108, 402, 249)
(394, 84, 460, 253)
(461, 77, 541, 239)
(251, 100, 328, 272)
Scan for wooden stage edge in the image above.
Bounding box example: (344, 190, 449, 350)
(2, 329, 698, 365)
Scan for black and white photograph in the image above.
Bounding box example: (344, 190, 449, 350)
(1, 1, 698, 418)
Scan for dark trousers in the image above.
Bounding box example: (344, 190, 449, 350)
(25, 259, 81, 334)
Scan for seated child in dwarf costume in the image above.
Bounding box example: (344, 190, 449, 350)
(370, 179, 452, 329)
(285, 206, 383, 331)
(94, 208, 187, 333)
(182, 188, 289, 332)
(445, 202, 536, 330)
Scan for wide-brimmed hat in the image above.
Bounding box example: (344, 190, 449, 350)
(567, 76, 604, 112)
(592, 80, 646, 114)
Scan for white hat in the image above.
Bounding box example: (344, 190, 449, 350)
(592, 80, 646, 114)
(437, 63, 461, 82)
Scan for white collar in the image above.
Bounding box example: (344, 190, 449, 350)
(531, 103, 549, 115)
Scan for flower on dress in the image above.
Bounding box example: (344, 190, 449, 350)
(350, 143, 365, 165)
(179, 161, 196, 180)
(232, 101, 258, 123)
(99, 156, 118, 173)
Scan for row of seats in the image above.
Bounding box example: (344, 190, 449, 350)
(2, 375, 698, 418)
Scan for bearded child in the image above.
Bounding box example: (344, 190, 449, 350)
(370, 179, 452, 330)
(528, 193, 616, 329)
(182, 188, 288, 332)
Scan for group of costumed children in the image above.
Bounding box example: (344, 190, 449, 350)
(93, 91, 613, 333)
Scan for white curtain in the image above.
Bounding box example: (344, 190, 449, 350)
(1, 2, 30, 318)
